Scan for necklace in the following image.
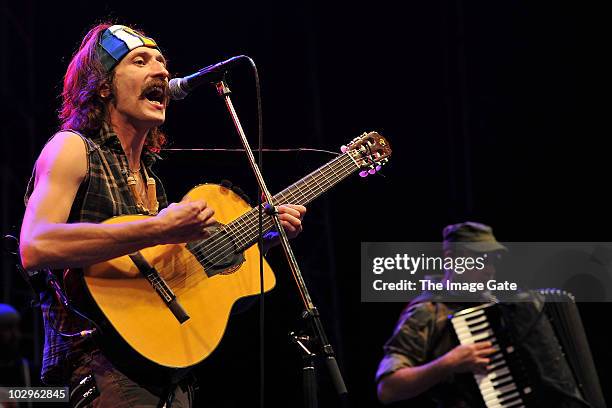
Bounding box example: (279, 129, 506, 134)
(125, 162, 159, 215)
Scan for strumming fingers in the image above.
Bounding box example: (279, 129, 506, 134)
(197, 208, 215, 222)
(191, 199, 208, 212)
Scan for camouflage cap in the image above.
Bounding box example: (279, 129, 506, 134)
(442, 221, 507, 253)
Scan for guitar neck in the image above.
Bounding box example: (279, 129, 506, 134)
(223, 152, 358, 251)
(190, 131, 390, 263)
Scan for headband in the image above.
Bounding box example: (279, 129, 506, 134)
(97, 25, 161, 72)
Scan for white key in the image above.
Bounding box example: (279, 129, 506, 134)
(470, 329, 494, 342)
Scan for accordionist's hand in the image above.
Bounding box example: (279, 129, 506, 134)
(444, 341, 497, 375)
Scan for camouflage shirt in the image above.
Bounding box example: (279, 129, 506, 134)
(376, 300, 485, 408)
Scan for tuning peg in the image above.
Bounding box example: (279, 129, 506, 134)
(340, 145, 348, 153)
(359, 170, 369, 178)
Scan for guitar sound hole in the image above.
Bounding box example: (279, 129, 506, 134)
(186, 226, 246, 277)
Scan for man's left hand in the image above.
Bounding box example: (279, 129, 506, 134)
(263, 204, 307, 251)
(277, 204, 306, 239)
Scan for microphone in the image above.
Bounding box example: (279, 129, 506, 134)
(169, 55, 244, 100)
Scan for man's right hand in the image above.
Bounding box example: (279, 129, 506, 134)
(443, 341, 497, 375)
(155, 200, 216, 244)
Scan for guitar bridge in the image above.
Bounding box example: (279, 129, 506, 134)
(128, 251, 190, 324)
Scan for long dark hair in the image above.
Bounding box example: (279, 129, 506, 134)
(59, 23, 166, 151)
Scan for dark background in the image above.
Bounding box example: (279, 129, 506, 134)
(1, 1, 611, 407)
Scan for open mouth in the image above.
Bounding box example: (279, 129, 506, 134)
(142, 85, 166, 108)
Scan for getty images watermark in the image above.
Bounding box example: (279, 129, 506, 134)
(371, 252, 517, 292)
(361, 242, 612, 302)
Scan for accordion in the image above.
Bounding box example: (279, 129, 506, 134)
(450, 290, 606, 408)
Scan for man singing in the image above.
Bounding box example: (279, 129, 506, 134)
(19, 23, 306, 407)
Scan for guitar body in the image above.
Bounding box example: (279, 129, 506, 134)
(75, 184, 275, 368)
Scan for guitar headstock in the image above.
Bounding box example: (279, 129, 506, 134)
(342, 132, 392, 176)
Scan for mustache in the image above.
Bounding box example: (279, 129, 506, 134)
(140, 80, 170, 102)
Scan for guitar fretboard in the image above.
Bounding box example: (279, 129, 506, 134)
(198, 151, 358, 257)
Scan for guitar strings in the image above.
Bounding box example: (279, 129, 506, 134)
(164, 152, 359, 288)
(194, 153, 356, 262)
(189, 152, 354, 258)
(161, 153, 356, 288)
(158, 152, 361, 289)
(158, 157, 357, 290)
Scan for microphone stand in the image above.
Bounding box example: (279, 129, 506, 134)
(214, 78, 348, 405)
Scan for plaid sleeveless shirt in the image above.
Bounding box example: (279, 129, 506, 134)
(24, 124, 169, 385)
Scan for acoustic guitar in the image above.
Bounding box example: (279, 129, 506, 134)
(67, 132, 391, 368)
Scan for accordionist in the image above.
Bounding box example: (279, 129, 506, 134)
(375, 222, 603, 408)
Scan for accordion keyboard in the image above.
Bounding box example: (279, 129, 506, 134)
(451, 304, 532, 408)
